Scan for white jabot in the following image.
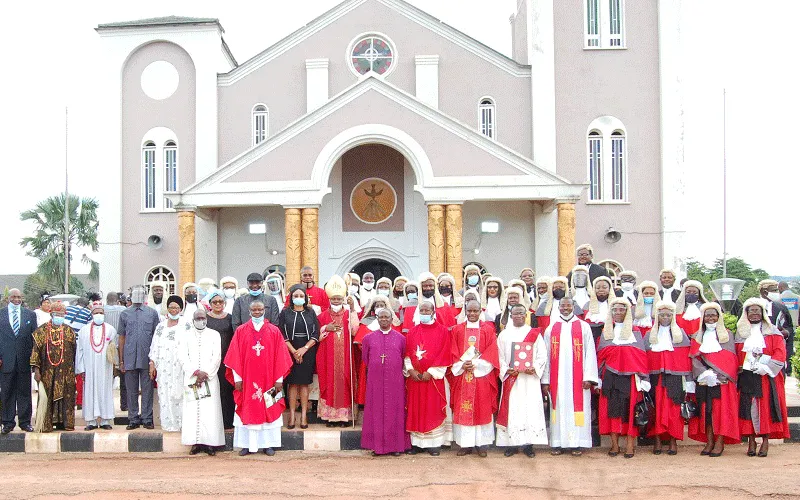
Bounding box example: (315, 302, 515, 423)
(683, 302, 702, 321)
(612, 323, 636, 345)
(443, 295, 452, 305)
(765, 301, 774, 317)
(661, 287, 676, 305)
(622, 290, 636, 304)
(634, 305, 653, 328)
(699, 326, 722, 353)
(650, 325, 675, 352)
(367, 318, 381, 331)
(742, 323, 767, 353)
(587, 300, 609, 324)
(485, 297, 502, 322)
(573, 288, 590, 310)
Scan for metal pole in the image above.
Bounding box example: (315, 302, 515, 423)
(722, 89, 727, 278)
(64, 107, 70, 293)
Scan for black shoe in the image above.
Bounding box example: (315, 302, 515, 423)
(206, 447, 216, 456)
(84, 425, 97, 431)
(326, 422, 336, 428)
(1, 426, 12, 435)
(391, 452, 402, 457)
(523, 445, 535, 458)
(21, 425, 34, 432)
(143, 423, 155, 430)
(120, 406, 128, 412)
(239, 449, 251, 456)
(100, 425, 113, 430)
(190, 445, 202, 455)
(264, 447, 275, 456)
(126, 423, 140, 430)
(504, 448, 517, 457)
(405, 447, 419, 455)
(428, 447, 441, 456)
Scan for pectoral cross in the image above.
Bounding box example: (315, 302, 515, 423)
(380, 353, 387, 364)
(253, 340, 264, 357)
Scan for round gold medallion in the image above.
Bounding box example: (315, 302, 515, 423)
(350, 177, 397, 224)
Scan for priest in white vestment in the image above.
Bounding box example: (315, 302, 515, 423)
(75, 305, 118, 430)
(496, 305, 548, 457)
(178, 309, 225, 455)
(542, 297, 599, 455)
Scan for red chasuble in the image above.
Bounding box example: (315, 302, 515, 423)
(224, 320, 293, 425)
(316, 309, 355, 417)
(405, 322, 452, 433)
(285, 285, 330, 313)
(496, 327, 541, 428)
(548, 321, 586, 427)
(687, 337, 740, 444)
(735, 334, 790, 439)
(400, 304, 456, 335)
(449, 322, 499, 427)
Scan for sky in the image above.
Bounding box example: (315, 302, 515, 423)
(0, 0, 796, 277)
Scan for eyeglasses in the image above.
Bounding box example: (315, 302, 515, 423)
(210, 300, 224, 305)
(487, 285, 499, 289)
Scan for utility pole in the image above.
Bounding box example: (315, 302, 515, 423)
(64, 107, 70, 293)
(722, 89, 727, 278)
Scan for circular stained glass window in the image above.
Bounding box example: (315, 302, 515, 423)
(350, 35, 394, 76)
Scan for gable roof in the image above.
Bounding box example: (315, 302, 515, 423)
(218, 0, 529, 86)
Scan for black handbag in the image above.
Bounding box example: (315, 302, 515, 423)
(634, 391, 655, 430)
(680, 399, 699, 420)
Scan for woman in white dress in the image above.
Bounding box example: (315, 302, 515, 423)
(149, 295, 186, 432)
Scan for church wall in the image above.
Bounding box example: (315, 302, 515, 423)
(461, 200, 537, 281)
(217, 0, 532, 166)
(552, 1, 663, 280)
(510, 0, 529, 64)
(120, 41, 197, 289)
(217, 206, 286, 283)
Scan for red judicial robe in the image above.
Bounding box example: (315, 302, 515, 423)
(597, 330, 649, 437)
(644, 326, 693, 441)
(449, 322, 499, 427)
(354, 318, 379, 405)
(316, 308, 355, 421)
(405, 322, 452, 434)
(224, 320, 293, 425)
(735, 331, 790, 439)
(687, 332, 740, 444)
(285, 285, 330, 313)
(676, 309, 703, 337)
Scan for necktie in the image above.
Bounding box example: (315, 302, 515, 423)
(12, 307, 20, 336)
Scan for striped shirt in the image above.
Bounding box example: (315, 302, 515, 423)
(65, 305, 92, 330)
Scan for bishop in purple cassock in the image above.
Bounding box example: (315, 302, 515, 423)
(360, 309, 410, 456)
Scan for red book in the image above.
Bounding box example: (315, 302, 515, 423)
(511, 342, 535, 370)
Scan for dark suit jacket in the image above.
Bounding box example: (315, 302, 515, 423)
(659, 289, 681, 302)
(0, 306, 38, 373)
(566, 263, 609, 286)
(768, 299, 794, 336)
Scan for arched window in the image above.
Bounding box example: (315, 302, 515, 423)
(252, 104, 268, 145)
(145, 266, 176, 295)
(142, 141, 156, 209)
(163, 141, 178, 209)
(584, 0, 625, 49)
(479, 98, 496, 139)
(586, 117, 628, 203)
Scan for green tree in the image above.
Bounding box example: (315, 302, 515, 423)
(686, 256, 769, 302)
(19, 193, 99, 293)
(21, 273, 85, 308)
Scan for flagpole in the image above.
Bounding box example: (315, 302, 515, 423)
(64, 106, 70, 293)
(722, 89, 727, 278)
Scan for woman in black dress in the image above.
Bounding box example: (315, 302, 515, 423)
(278, 284, 320, 429)
(205, 290, 235, 430)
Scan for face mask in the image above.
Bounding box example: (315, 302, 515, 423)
(439, 286, 452, 296)
(168, 313, 181, 320)
(92, 314, 105, 326)
(330, 304, 343, 313)
(643, 297, 654, 305)
(292, 298, 305, 306)
(249, 289, 262, 297)
(193, 319, 207, 330)
(363, 283, 374, 291)
(419, 314, 433, 324)
(467, 275, 479, 286)
(224, 289, 235, 299)
(685, 293, 699, 304)
(422, 289, 435, 298)
(185, 293, 197, 303)
(552, 289, 565, 300)
(407, 293, 418, 301)
(348, 285, 359, 295)
(768, 292, 781, 303)
(621, 282, 634, 292)
(574, 275, 587, 287)
(52, 316, 65, 326)
(377, 289, 390, 297)
(251, 315, 264, 324)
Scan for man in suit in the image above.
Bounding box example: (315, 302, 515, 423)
(657, 269, 681, 305)
(760, 279, 794, 375)
(0, 288, 38, 433)
(232, 272, 280, 331)
(565, 244, 609, 286)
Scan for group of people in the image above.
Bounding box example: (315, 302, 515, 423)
(0, 243, 793, 459)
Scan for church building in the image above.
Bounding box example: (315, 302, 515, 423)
(95, 0, 686, 294)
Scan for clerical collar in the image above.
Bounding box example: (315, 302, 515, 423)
(560, 314, 574, 322)
(380, 328, 391, 335)
(466, 321, 480, 328)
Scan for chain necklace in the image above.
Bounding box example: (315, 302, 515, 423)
(46, 324, 65, 367)
(89, 323, 107, 353)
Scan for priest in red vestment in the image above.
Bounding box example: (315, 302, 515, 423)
(405, 301, 453, 455)
(316, 275, 359, 427)
(449, 300, 499, 456)
(284, 265, 330, 314)
(687, 303, 740, 457)
(735, 298, 790, 457)
(224, 300, 293, 456)
(597, 298, 649, 458)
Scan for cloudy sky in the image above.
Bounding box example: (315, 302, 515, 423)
(0, 0, 795, 276)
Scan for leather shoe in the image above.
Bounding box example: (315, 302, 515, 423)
(100, 425, 113, 430)
(21, 425, 34, 432)
(126, 423, 140, 430)
(143, 423, 155, 430)
(264, 447, 275, 456)
(1, 426, 12, 435)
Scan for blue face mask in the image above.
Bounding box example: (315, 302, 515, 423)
(292, 298, 305, 306)
(407, 293, 418, 301)
(643, 297, 655, 305)
(52, 316, 65, 326)
(249, 289, 262, 297)
(467, 275, 479, 286)
(168, 313, 181, 320)
(419, 314, 433, 324)
(251, 315, 264, 324)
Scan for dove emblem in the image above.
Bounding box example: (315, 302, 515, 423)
(415, 344, 426, 361)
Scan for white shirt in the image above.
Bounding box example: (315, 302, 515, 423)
(661, 287, 677, 305)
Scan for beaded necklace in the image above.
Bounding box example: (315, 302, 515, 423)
(90, 323, 107, 353)
(46, 323, 65, 367)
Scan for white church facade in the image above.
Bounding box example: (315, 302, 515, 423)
(95, 0, 686, 294)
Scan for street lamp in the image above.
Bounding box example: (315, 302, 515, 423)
(709, 278, 745, 313)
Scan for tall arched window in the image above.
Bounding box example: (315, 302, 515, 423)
(584, 0, 625, 48)
(145, 266, 176, 295)
(252, 104, 268, 145)
(586, 117, 628, 203)
(479, 98, 496, 139)
(142, 141, 156, 209)
(163, 140, 178, 209)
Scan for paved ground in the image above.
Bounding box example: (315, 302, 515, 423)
(3, 444, 800, 499)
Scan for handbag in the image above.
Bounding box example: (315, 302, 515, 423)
(634, 391, 655, 431)
(680, 399, 699, 420)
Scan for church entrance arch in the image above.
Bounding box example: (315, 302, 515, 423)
(350, 258, 401, 282)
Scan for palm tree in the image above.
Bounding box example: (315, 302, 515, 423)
(19, 193, 99, 293)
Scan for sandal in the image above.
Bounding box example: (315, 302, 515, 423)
(571, 449, 583, 457)
(550, 449, 563, 456)
(608, 449, 620, 457)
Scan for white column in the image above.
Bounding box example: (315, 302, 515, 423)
(415, 55, 439, 109)
(194, 208, 219, 281)
(306, 58, 329, 113)
(534, 201, 559, 277)
(658, 0, 687, 278)
(528, 0, 557, 172)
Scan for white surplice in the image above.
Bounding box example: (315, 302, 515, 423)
(496, 325, 548, 446)
(75, 322, 118, 423)
(542, 316, 599, 448)
(149, 320, 186, 431)
(178, 326, 225, 446)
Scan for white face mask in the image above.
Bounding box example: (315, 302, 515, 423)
(377, 289, 390, 297)
(348, 285, 359, 295)
(193, 319, 207, 330)
(363, 282, 374, 291)
(768, 292, 781, 303)
(330, 304, 343, 312)
(705, 322, 717, 330)
(92, 314, 104, 326)
(223, 288, 235, 299)
(621, 282, 634, 292)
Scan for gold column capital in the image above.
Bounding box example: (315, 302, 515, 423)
(177, 210, 196, 293)
(285, 208, 303, 288)
(301, 207, 319, 284)
(557, 202, 576, 277)
(428, 204, 446, 277)
(445, 204, 463, 290)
